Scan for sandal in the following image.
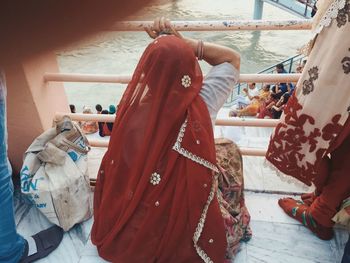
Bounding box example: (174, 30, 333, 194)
(20, 225, 64, 263)
(278, 198, 333, 240)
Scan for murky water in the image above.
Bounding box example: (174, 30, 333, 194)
(57, 0, 312, 111)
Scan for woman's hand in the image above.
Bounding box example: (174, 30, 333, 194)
(144, 17, 182, 39)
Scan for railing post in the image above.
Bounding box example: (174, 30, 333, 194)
(289, 57, 294, 73)
(304, 0, 309, 16)
(253, 0, 264, 20)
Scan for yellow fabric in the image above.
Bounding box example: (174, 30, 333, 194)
(259, 90, 270, 102)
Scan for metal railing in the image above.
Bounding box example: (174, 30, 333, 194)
(263, 0, 316, 18)
(46, 19, 311, 158)
(44, 72, 300, 84)
(110, 19, 311, 31)
(55, 112, 279, 156)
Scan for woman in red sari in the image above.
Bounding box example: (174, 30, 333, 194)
(91, 18, 245, 262)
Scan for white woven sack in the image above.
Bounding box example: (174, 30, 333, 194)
(20, 116, 92, 231)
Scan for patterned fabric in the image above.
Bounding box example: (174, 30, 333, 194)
(313, 0, 347, 34)
(266, 6, 350, 186)
(214, 138, 252, 262)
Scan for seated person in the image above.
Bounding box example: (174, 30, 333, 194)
(258, 84, 271, 102)
(69, 104, 76, 113)
(271, 83, 288, 100)
(270, 93, 290, 119)
(235, 83, 259, 109)
(95, 104, 102, 114)
(296, 60, 307, 73)
(273, 63, 294, 98)
(80, 106, 99, 134)
(98, 110, 113, 137)
(258, 92, 289, 119)
(108, 105, 116, 115)
(230, 84, 270, 117)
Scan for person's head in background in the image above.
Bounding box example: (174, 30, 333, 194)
(95, 104, 102, 114)
(69, 104, 76, 113)
(276, 63, 285, 73)
(296, 59, 307, 73)
(263, 84, 271, 92)
(109, 105, 116, 114)
(83, 106, 93, 114)
(248, 83, 256, 89)
(276, 92, 290, 106)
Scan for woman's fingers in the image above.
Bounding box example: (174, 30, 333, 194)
(146, 17, 181, 39)
(169, 23, 182, 38)
(144, 26, 158, 39)
(153, 17, 161, 33)
(159, 17, 166, 32)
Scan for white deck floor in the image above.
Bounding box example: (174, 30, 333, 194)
(14, 115, 349, 262)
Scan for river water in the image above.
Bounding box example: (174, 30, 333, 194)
(57, 0, 312, 111)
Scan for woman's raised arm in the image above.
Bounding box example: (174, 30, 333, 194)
(145, 17, 240, 70)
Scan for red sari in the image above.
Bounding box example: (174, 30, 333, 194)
(91, 35, 227, 262)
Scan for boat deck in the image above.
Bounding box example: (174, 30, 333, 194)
(14, 119, 349, 262)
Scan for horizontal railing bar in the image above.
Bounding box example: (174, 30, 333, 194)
(239, 73, 299, 82)
(87, 138, 266, 156)
(110, 19, 312, 31)
(215, 118, 279, 127)
(45, 73, 301, 84)
(44, 73, 131, 84)
(55, 112, 279, 127)
(56, 113, 116, 122)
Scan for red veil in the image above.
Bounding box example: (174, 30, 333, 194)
(91, 35, 226, 262)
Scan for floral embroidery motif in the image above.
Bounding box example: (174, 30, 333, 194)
(342, 49, 350, 74)
(308, 67, 319, 80)
(336, 0, 350, 27)
(266, 94, 343, 185)
(150, 172, 161, 185)
(181, 75, 191, 88)
(302, 79, 314, 95)
(302, 66, 319, 95)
